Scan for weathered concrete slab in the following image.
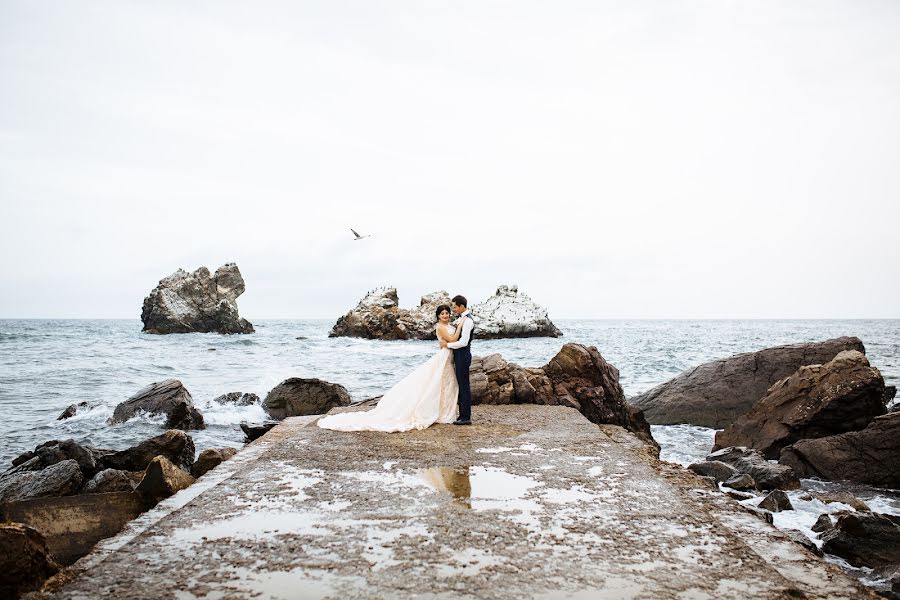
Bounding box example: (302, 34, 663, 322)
(36, 406, 873, 599)
(1, 491, 152, 565)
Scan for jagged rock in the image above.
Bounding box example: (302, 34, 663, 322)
(778, 412, 900, 488)
(884, 385, 897, 406)
(0, 523, 60, 598)
(263, 378, 352, 420)
(469, 344, 658, 453)
(136, 456, 195, 501)
(714, 351, 887, 459)
(808, 492, 871, 512)
(81, 469, 136, 494)
(141, 263, 254, 334)
(630, 337, 865, 428)
(723, 473, 756, 491)
(329, 285, 561, 340)
(821, 512, 900, 569)
(109, 379, 205, 430)
(0, 459, 84, 502)
(759, 489, 793, 512)
(812, 514, 834, 533)
(100, 430, 195, 473)
(57, 401, 89, 420)
(5, 439, 103, 479)
(706, 447, 800, 491)
(726, 489, 756, 501)
(467, 285, 561, 339)
(240, 422, 277, 441)
(329, 288, 450, 340)
(782, 529, 822, 556)
(191, 447, 238, 478)
(688, 461, 738, 483)
(212, 392, 259, 406)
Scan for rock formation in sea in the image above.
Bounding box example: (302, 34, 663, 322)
(821, 512, 900, 569)
(329, 285, 561, 340)
(468, 343, 657, 453)
(141, 263, 254, 334)
(713, 350, 887, 459)
(702, 446, 800, 490)
(263, 378, 352, 419)
(778, 411, 900, 488)
(629, 336, 865, 428)
(108, 379, 205, 430)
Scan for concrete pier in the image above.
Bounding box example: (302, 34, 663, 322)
(38, 405, 873, 599)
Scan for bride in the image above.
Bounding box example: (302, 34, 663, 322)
(317, 305, 463, 432)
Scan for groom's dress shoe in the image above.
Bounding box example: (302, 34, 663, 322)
(452, 419, 472, 426)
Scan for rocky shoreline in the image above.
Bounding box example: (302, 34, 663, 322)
(2, 335, 899, 597)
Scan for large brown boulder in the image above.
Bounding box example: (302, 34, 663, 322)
(136, 456, 195, 501)
(7, 439, 103, 479)
(0, 523, 60, 598)
(141, 263, 254, 334)
(714, 350, 887, 459)
(108, 379, 205, 430)
(191, 447, 238, 478)
(470, 344, 658, 452)
(0, 459, 84, 502)
(821, 512, 900, 569)
(263, 378, 352, 419)
(630, 337, 865, 428)
(778, 412, 900, 488)
(80, 469, 137, 494)
(100, 430, 196, 473)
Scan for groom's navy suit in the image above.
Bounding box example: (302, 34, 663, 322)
(450, 313, 475, 421)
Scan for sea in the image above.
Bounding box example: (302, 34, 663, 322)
(1, 319, 898, 590)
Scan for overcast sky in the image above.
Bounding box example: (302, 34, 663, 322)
(1, 1, 898, 319)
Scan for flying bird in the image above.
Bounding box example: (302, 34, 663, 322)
(350, 228, 371, 241)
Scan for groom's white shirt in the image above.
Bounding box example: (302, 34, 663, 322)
(446, 310, 474, 349)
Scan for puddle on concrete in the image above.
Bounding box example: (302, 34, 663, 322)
(418, 466, 543, 510)
(175, 567, 365, 600)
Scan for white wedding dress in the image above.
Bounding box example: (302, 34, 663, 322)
(316, 325, 459, 432)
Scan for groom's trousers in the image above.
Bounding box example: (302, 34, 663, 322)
(454, 348, 472, 421)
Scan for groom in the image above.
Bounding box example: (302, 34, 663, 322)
(441, 295, 475, 425)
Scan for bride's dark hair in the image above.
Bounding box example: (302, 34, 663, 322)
(435, 304, 451, 320)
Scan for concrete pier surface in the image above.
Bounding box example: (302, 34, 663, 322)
(36, 405, 873, 599)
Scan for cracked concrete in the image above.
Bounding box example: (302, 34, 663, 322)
(34, 405, 874, 599)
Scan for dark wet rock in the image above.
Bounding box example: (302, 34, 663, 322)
(821, 512, 900, 569)
(80, 469, 136, 494)
(884, 385, 897, 405)
(688, 461, 738, 483)
(57, 401, 89, 420)
(136, 456, 196, 501)
(212, 392, 259, 406)
(470, 344, 658, 453)
(295, 336, 308, 340)
(263, 378, 352, 420)
(330, 285, 561, 341)
(0, 522, 60, 598)
(6, 439, 103, 480)
(759, 489, 793, 512)
(782, 529, 822, 556)
(0, 459, 84, 502)
(191, 447, 238, 478)
(100, 430, 195, 473)
(808, 492, 871, 512)
(812, 514, 834, 533)
(723, 473, 756, 491)
(109, 379, 205, 430)
(141, 263, 254, 334)
(715, 350, 887, 459)
(779, 412, 900, 488)
(630, 337, 865, 428)
(744, 505, 774, 524)
(240, 422, 277, 441)
(726, 489, 757, 501)
(706, 447, 800, 491)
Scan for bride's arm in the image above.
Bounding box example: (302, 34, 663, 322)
(435, 322, 463, 343)
(447, 319, 464, 342)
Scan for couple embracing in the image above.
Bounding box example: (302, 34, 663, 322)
(317, 295, 475, 432)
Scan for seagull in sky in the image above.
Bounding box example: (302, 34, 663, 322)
(350, 228, 371, 241)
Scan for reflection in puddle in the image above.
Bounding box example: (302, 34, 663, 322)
(418, 466, 544, 510)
